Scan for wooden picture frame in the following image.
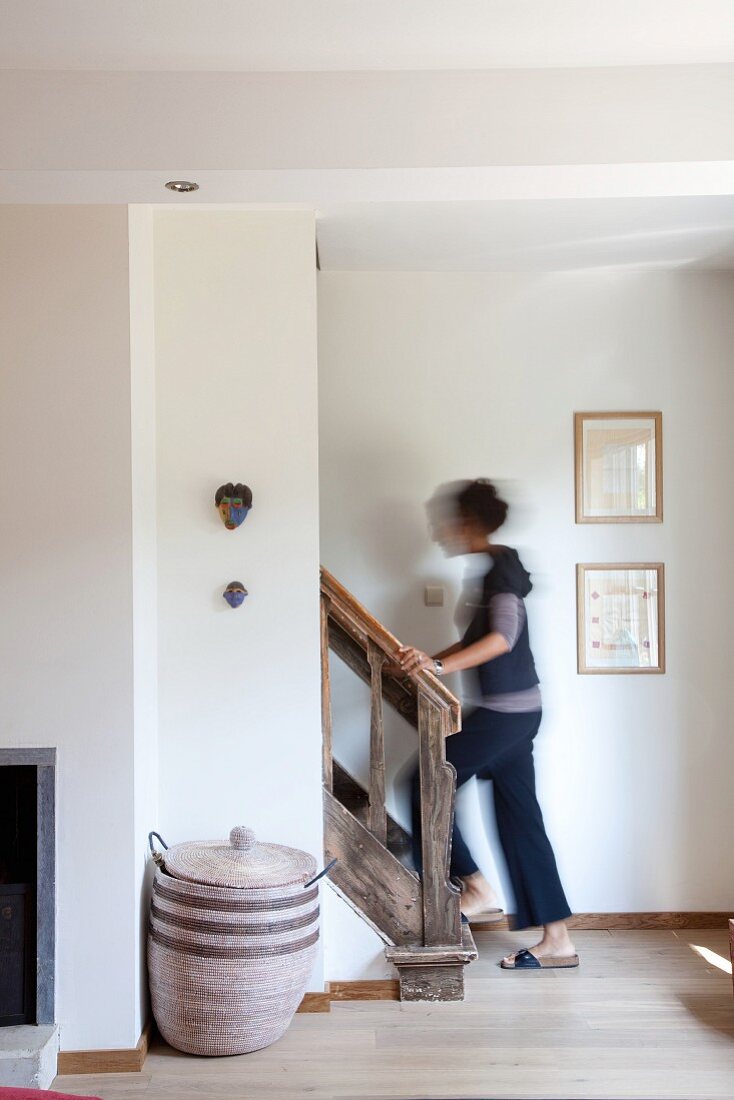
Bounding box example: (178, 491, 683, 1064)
(577, 564, 665, 675)
(574, 412, 663, 523)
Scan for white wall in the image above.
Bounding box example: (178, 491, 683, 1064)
(318, 269, 734, 953)
(0, 204, 325, 1046)
(0, 206, 141, 1048)
(153, 210, 324, 987)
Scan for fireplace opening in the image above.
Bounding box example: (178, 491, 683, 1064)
(0, 765, 37, 1026)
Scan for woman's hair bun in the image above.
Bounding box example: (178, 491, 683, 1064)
(456, 479, 508, 534)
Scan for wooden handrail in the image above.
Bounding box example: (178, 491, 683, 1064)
(320, 566, 462, 952)
(320, 568, 461, 732)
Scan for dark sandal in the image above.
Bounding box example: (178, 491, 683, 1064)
(501, 947, 579, 970)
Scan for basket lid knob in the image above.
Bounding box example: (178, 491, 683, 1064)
(229, 825, 257, 852)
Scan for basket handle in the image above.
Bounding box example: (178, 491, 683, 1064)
(303, 857, 337, 889)
(148, 831, 169, 868)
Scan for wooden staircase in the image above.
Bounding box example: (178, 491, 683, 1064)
(320, 568, 477, 1002)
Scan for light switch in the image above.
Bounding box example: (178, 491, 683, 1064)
(424, 585, 445, 607)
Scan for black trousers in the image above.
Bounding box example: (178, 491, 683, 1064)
(411, 706, 571, 929)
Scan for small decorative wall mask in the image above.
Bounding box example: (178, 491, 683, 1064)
(215, 483, 253, 530)
(223, 581, 248, 609)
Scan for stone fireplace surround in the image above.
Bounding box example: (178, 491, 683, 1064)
(0, 748, 57, 1089)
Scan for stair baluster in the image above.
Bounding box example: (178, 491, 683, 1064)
(320, 594, 333, 793)
(367, 641, 387, 845)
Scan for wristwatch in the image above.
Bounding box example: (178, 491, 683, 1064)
(433, 658, 444, 676)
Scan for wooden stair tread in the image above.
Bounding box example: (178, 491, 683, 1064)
(385, 925, 478, 967)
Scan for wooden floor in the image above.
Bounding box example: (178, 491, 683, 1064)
(55, 928, 734, 1100)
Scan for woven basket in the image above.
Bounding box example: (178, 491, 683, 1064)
(147, 826, 320, 1056)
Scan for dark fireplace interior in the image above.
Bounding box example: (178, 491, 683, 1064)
(0, 766, 37, 1026)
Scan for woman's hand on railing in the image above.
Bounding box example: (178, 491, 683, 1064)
(397, 645, 434, 675)
(384, 649, 426, 680)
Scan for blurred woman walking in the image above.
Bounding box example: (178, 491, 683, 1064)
(400, 479, 577, 970)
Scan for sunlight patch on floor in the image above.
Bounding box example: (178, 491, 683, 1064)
(689, 942, 733, 974)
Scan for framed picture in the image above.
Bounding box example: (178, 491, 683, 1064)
(575, 412, 662, 523)
(577, 564, 665, 674)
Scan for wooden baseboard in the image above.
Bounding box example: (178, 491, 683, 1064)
(329, 979, 400, 1001)
(297, 988, 332, 1013)
(471, 912, 733, 932)
(57, 1018, 152, 1076)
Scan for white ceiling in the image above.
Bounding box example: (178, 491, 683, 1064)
(4, 4, 734, 273)
(316, 197, 734, 271)
(3, 1, 734, 71)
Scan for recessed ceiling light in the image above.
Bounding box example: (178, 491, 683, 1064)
(165, 180, 199, 193)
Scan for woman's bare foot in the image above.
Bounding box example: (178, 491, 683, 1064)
(502, 919, 576, 965)
(459, 871, 502, 918)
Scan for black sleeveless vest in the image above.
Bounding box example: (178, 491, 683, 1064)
(461, 548, 539, 696)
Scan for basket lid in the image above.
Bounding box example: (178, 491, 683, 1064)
(162, 826, 318, 889)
